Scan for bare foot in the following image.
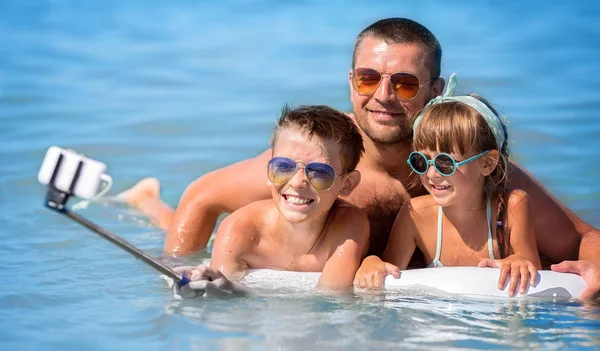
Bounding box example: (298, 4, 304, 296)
(117, 177, 161, 208)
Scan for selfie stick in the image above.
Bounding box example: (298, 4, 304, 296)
(44, 153, 190, 287)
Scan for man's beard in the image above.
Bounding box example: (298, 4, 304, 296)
(354, 111, 414, 146)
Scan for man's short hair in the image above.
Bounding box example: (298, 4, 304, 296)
(352, 18, 442, 80)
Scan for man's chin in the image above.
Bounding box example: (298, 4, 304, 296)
(362, 126, 412, 146)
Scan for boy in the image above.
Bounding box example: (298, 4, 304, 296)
(173, 105, 369, 295)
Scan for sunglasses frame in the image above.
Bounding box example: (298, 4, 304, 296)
(407, 150, 491, 177)
(351, 67, 434, 101)
(267, 156, 343, 191)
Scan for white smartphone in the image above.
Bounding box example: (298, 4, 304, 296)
(38, 146, 108, 200)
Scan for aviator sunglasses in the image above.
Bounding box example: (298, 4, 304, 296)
(267, 157, 344, 191)
(351, 67, 434, 100)
(407, 150, 490, 176)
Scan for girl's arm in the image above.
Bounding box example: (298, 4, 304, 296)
(479, 189, 541, 296)
(381, 201, 419, 269)
(354, 201, 418, 289)
(505, 189, 542, 268)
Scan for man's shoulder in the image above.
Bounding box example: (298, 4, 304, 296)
(223, 200, 274, 231)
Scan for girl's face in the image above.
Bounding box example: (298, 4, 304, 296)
(418, 148, 489, 208)
(269, 127, 348, 223)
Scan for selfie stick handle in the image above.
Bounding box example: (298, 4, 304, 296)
(44, 153, 190, 287)
(62, 206, 190, 287)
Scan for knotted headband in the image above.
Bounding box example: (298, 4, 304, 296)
(412, 73, 506, 150)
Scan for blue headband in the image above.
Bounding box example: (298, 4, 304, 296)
(412, 73, 506, 151)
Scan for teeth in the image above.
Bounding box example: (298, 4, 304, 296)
(285, 195, 312, 205)
(432, 185, 449, 190)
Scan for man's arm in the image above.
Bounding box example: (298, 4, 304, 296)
(509, 162, 600, 261)
(163, 149, 273, 255)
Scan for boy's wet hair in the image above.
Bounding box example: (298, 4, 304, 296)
(413, 96, 512, 256)
(270, 105, 364, 172)
(352, 17, 442, 80)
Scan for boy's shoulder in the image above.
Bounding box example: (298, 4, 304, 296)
(221, 199, 275, 232)
(325, 199, 369, 240)
(330, 198, 368, 222)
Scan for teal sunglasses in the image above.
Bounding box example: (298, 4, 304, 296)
(407, 150, 490, 176)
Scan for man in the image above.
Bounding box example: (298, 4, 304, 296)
(120, 18, 600, 298)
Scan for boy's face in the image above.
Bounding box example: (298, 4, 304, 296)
(269, 127, 347, 223)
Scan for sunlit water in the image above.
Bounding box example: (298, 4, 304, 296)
(1, 1, 600, 350)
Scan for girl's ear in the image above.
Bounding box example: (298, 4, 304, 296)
(481, 150, 500, 176)
(339, 170, 361, 196)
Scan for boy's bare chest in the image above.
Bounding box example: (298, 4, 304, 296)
(248, 248, 325, 272)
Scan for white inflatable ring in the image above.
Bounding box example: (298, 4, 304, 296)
(244, 266, 586, 299)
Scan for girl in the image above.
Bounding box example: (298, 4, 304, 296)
(354, 74, 541, 297)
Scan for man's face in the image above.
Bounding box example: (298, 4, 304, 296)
(349, 37, 441, 146)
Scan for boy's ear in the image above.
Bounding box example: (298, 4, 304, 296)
(481, 150, 500, 176)
(339, 170, 361, 196)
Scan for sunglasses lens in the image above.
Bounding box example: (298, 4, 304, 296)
(390, 73, 421, 100)
(352, 68, 382, 95)
(434, 154, 456, 175)
(408, 153, 428, 174)
(267, 157, 297, 184)
(305, 163, 337, 191)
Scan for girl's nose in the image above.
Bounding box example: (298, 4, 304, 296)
(427, 162, 441, 178)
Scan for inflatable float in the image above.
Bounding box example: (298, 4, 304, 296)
(244, 267, 586, 300)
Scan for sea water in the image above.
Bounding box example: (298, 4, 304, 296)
(1, 1, 599, 350)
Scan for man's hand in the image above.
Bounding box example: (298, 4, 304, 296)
(551, 259, 600, 300)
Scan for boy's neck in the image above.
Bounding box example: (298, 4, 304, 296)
(276, 206, 333, 254)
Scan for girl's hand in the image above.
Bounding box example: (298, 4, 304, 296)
(353, 255, 400, 289)
(478, 255, 538, 296)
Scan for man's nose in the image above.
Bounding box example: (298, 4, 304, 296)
(374, 76, 396, 102)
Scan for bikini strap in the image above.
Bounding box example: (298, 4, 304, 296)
(434, 206, 443, 262)
(486, 197, 495, 259)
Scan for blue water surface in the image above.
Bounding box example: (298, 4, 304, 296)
(1, 1, 600, 350)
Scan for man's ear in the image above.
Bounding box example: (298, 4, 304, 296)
(432, 77, 445, 98)
(481, 150, 500, 176)
(339, 170, 361, 196)
(348, 69, 355, 103)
